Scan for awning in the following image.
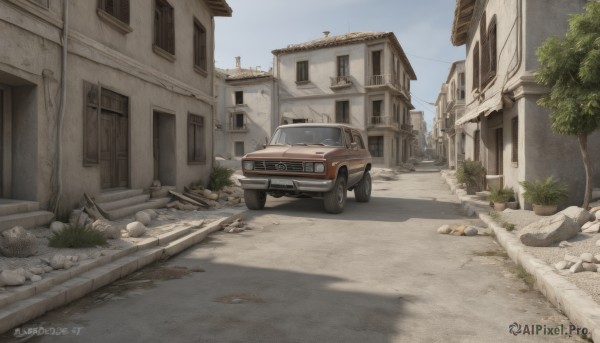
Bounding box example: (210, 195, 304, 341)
(455, 92, 503, 126)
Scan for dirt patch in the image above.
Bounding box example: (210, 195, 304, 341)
(214, 293, 264, 305)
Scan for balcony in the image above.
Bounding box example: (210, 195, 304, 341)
(330, 76, 352, 89)
(227, 123, 248, 132)
(400, 124, 413, 132)
(367, 115, 398, 128)
(366, 74, 404, 94)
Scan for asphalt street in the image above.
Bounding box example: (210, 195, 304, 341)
(9, 162, 584, 343)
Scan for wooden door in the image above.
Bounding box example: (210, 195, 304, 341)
(100, 111, 128, 189)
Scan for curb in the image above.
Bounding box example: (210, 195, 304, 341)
(0, 210, 247, 335)
(440, 171, 600, 341)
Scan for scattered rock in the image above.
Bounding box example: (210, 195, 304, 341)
(596, 211, 600, 221)
(596, 239, 600, 247)
(518, 214, 579, 247)
(91, 219, 121, 239)
(50, 255, 66, 269)
(554, 261, 569, 270)
(583, 263, 598, 272)
(583, 222, 600, 234)
(464, 226, 479, 236)
(78, 253, 89, 261)
(451, 225, 466, 236)
(0, 270, 26, 286)
(570, 261, 584, 273)
(63, 260, 74, 270)
(582, 221, 595, 230)
(0, 226, 38, 257)
(50, 221, 66, 234)
(437, 225, 452, 234)
(589, 206, 600, 214)
(43, 266, 53, 273)
(559, 206, 592, 226)
(595, 254, 600, 264)
(142, 209, 158, 220)
(558, 241, 572, 248)
(564, 253, 580, 263)
(580, 253, 594, 263)
(126, 221, 146, 238)
(135, 211, 152, 226)
(207, 193, 219, 201)
(29, 267, 44, 275)
(30, 275, 42, 282)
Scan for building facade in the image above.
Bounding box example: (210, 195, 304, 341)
(0, 0, 231, 220)
(409, 110, 427, 158)
(271, 32, 417, 167)
(451, 0, 600, 208)
(214, 57, 277, 166)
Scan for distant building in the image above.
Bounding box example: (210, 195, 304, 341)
(214, 57, 277, 165)
(410, 110, 427, 158)
(271, 31, 417, 167)
(451, 0, 600, 207)
(0, 0, 232, 224)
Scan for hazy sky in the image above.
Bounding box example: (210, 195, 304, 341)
(215, 0, 466, 129)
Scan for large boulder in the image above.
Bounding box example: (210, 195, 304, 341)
(559, 206, 592, 226)
(126, 221, 146, 238)
(518, 214, 580, 247)
(0, 269, 26, 286)
(91, 219, 121, 239)
(135, 211, 152, 226)
(0, 226, 38, 257)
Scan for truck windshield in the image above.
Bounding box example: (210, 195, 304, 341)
(270, 127, 343, 147)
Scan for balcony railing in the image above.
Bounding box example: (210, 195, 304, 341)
(227, 123, 248, 132)
(366, 74, 391, 87)
(330, 76, 352, 88)
(368, 115, 398, 127)
(400, 124, 413, 132)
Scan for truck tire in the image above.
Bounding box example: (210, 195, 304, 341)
(324, 175, 347, 214)
(244, 190, 266, 210)
(354, 171, 371, 202)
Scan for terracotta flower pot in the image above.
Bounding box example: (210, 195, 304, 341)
(533, 204, 558, 216)
(493, 202, 507, 211)
(507, 201, 519, 210)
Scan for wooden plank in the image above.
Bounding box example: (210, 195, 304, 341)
(169, 190, 208, 208)
(83, 193, 108, 220)
(183, 192, 211, 207)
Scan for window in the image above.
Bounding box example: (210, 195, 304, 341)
(230, 112, 246, 130)
(83, 82, 100, 165)
(511, 117, 518, 164)
(484, 17, 498, 86)
(472, 43, 480, 91)
(372, 51, 382, 75)
(352, 132, 365, 149)
(188, 114, 206, 163)
(154, 0, 175, 56)
(296, 61, 309, 82)
(235, 91, 244, 105)
(98, 0, 130, 24)
(458, 72, 465, 100)
(193, 19, 207, 71)
(234, 142, 244, 157)
(372, 100, 382, 117)
(336, 101, 350, 123)
(368, 136, 384, 157)
(292, 119, 308, 123)
(337, 55, 349, 77)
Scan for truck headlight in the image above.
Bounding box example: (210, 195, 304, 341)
(243, 160, 254, 170)
(304, 162, 314, 172)
(314, 163, 325, 173)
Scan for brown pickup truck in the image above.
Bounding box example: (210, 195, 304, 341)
(239, 123, 372, 213)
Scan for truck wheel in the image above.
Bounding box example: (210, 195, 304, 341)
(354, 171, 371, 202)
(244, 190, 266, 210)
(324, 175, 347, 214)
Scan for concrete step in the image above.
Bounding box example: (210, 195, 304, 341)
(94, 189, 145, 204)
(104, 197, 171, 220)
(0, 200, 39, 217)
(0, 211, 55, 232)
(97, 194, 150, 212)
(150, 186, 176, 199)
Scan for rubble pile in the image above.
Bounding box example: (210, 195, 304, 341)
(437, 224, 480, 236)
(220, 218, 260, 233)
(555, 252, 600, 273)
(167, 185, 244, 211)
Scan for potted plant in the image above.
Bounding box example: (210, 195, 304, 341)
(519, 176, 569, 216)
(487, 187, 515, 211)
(456, 159, 486, 195)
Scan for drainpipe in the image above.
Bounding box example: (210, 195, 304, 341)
(53, 0, 68, 214)
(506, 0, 523, 83)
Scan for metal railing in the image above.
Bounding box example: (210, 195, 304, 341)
(227, 123, 248, 132)
(366, 74, 391, 87)
(368, 115, 397, 127)
(330, 76, 352, 87)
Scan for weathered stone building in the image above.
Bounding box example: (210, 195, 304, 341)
(214, 57, 276, 167)
(451, 0, 600, 208)
(271, 32, 417, 167)
(409, 110, 427, 158)
(0, 0, 231, 226)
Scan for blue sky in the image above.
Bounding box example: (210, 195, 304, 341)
(215, 0, 466, 130)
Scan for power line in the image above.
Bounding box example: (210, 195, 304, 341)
(405, 53, 454, 65)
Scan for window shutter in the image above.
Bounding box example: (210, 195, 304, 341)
(119, 0, 130, 24)
(83, 82, 100, 165)
(472, 44, 480, 90)
(489, 18, 497, 75)
(167, 5, 175, 54)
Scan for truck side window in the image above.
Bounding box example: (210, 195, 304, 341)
(344, 129, 353, 148)
(352, 131, 365, 149)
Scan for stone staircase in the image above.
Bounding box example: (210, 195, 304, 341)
(0, 199, 55, 232)
(94, 188, 173, 221)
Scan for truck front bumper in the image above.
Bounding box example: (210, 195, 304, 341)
(239, 176, 334, 193)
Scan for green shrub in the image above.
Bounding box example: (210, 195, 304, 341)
(519, 176, 568, 205)
(208, 164, 234, 191)
(456, 159, 486, 193)
(487, 187, 515, 203)
(49, 226, 107, 249)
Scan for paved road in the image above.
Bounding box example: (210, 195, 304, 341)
(10, 163, 583, 343)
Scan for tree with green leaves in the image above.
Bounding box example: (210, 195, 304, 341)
(536, 1, 600, 209)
